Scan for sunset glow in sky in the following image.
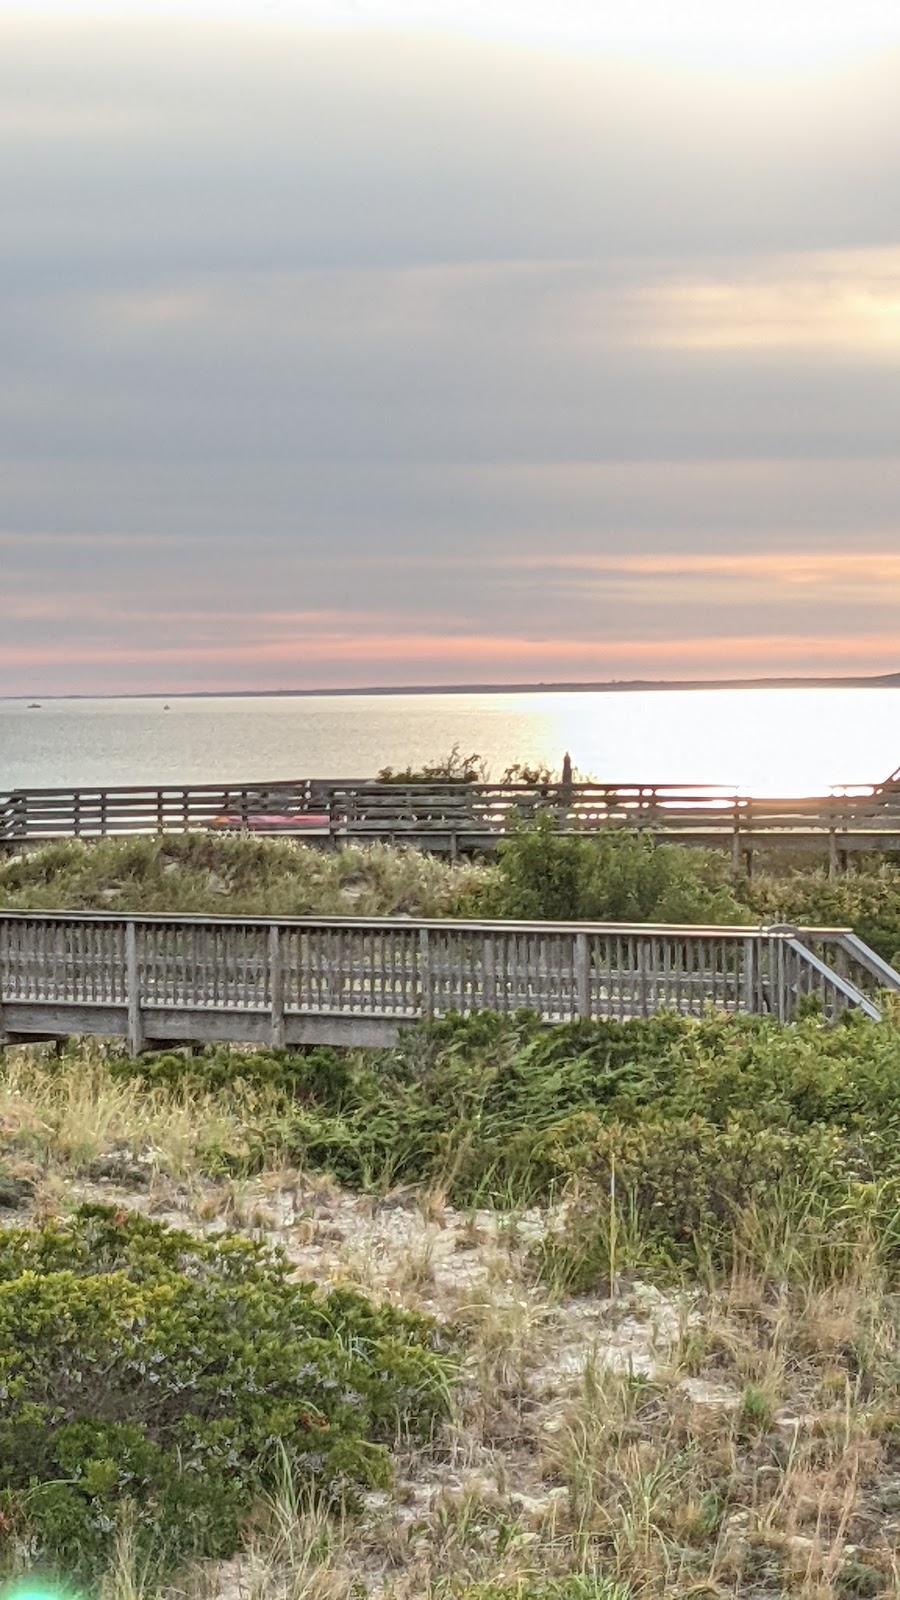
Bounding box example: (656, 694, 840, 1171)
(2, 2, 899, 693)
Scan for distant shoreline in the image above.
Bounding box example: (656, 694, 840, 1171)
(2, 672, 900, 701)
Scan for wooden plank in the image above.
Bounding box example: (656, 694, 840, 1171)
(269, 924, 285, 1048)
(126, 921, 144, 1054)
(0, 910, 894, 1047)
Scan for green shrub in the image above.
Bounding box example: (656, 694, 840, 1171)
(5, 824, 900, 967)
(104, 1009, 900, 1279)
(116, 1012, 717, 1199)
(20, 1003, 900, 1280)
(534, 1116, 866, 1283)
(485, 818, 748, 924)
(745, 863, 900, 966)
(835, 1558, 884, 1598)
(0, 1205, 452, 1580)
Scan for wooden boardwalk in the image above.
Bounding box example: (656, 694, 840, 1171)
(3, 776, 900, 866)
(1, 911, 897, 1051)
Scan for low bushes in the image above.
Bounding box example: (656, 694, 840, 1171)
(484, 817, 748, 924)
(534, 1116, 900, 1287)
(106, 1009, 900, 1277)
(0, 1205, 452, 1580)
(486, 821, 900, 962)
(0, 833, 480, 919)
(3, 825, 900, 962)
(744, 863, 900, 965)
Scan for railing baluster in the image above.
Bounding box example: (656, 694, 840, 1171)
(0, 914, 893, 1046)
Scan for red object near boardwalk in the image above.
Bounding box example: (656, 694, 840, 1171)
(208, 809, 330, 832)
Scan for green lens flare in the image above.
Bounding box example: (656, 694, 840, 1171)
(2, 1586, 77, 1600)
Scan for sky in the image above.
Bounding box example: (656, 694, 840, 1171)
(2, 0, 900, 694)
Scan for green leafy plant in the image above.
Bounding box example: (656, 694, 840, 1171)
(485, 817, 748, 924)
(377, 744, 487, 784)
(0, 1206, 453, 1581)
(98, 1006, 900, 1279)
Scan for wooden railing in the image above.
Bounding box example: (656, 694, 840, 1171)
(3, 778, 900, 859)
(1, 912, 895, 1051)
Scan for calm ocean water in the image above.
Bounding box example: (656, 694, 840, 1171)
(1, 689, 898, 796)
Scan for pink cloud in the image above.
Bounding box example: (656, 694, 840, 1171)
(1, 626, 897, 692)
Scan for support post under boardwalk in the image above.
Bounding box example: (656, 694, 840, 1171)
(269, 924, 285, 1049)
(126, 920, 144, 1055)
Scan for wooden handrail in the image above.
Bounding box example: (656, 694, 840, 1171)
(0, 909, 860, 935)
(0, 911, 894, 1052)
(2, 777, 900, 851)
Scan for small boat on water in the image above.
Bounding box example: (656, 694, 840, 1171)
(27, 702, 41, 709)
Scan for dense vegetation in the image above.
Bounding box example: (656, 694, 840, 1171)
(745, 862, 900, 966)
(0, 1204, 451, 1580)
(2, 1010, 900, 1597)
(0, 832, 480, 917)
(483, 816, 900, 961)
(2, 819, 899, 962)
(3, 777, 900, 1597)
(101, 1009, 900, 1280)
(482, 818, 748, 924)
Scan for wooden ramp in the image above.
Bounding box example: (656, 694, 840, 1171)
(1, 912, 897, 1052)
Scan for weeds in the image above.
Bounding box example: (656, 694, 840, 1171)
(1, 1006, 900, 1596)
(4, 830, 900, 967)
(3, 1008, 900, 1282)
(0, 834, 483, 919)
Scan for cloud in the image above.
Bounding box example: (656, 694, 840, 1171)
(517, 551, 900, 591)
(0, 19, 898, 692)
(623, 252, 900, 354)
(2, 628, 896, 701)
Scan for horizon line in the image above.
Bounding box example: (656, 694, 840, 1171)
(3, 669, 900, 701)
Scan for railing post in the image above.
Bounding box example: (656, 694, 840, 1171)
(635, 936, 649, 1016)
(743, 935, 757, 1013)
(774, 933, 787, 1022)
(419, 928, 433, 1019)
(732, 796, 742, 874)
(126, 920, 145, 1055)
(575, 931, 591, 1019)
(482, 933, 496, 1009)
(269, 924, 285, 1048)
(0, 926, 8, 1044)
(765, 924, 798, 1022)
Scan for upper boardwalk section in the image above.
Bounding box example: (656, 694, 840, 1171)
(1, 911, 898, 1051)
(2, 777, 900, 864)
